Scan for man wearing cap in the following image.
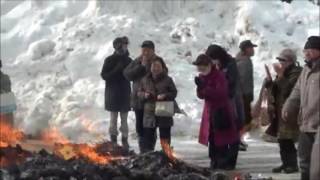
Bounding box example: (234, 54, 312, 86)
(101, 37, 133, 149)
(282, 36, 320, 180)
(236, 40, 257, 150)
(264, 49, 302, 173)
(124, 40, 167, 153)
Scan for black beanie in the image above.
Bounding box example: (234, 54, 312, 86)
(304, 36, 320, 50)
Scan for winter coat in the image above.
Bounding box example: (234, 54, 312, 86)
(123, 55, 167, 110)
(310, 127, 320, 180)
(283, 60, 320, 133)
(138, 73, 177, 128)
(101, 53, 132, 112)
(221, 56, 242, 99)
(197, 68, 239, 147)
(265, 65, 302, 140)
(236, 52, 254, 99)
(0, 71, 11, 94)
(222, 56, 244, 129)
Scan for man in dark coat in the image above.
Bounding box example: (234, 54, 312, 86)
(101, 37, 132, 149)
(124, 40, 167, 153)
(265, 49, 302, 173)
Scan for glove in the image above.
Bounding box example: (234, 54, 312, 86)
(194, 77, 203, 87)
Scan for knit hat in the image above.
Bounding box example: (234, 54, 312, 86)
(276, 49, 297, 62)
(304, 36, 320, 50)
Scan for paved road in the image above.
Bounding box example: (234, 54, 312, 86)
(130, 130, 300, 180)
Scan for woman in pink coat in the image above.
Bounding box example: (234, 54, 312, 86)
(193, 54, 240, 170)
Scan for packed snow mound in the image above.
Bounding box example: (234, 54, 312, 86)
(27, 39, 56, 60)
(1, 0, 319, 141)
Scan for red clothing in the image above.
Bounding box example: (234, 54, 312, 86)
(197, 68, 239, 147)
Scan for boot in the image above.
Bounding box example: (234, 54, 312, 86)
(283, 152, 299, 174)
(210, 159, 216, 170)
(272, 164, 285, 173)
(273, 150, 286, 173)
(283, 166, 299, 174)
(121, 137, 130, 150)
(239, 141, 248, 151)
(110, 135, 117, 145)
(138, 136, 146, 154)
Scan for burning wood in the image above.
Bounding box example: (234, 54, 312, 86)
(0, 122, 265, 180)
(0, 122, 24, 148)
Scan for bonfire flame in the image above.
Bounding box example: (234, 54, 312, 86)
(42, 127, 112, 165)
(160, 139, 177, 163)
(0, 121, 24, 148)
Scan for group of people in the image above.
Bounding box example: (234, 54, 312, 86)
(101, 37, 179, 153)
(100, 35, 319, 180)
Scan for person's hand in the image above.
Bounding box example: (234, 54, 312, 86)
(273, 63, 284, 78)
(194, 77, 203, 87)
(157, 94, 166, 100)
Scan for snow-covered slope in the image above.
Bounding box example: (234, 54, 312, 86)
(1, 0, 319, 141)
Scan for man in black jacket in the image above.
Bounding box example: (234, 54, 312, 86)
(101, 37, 132, 149)
(124, 40, 167, 153)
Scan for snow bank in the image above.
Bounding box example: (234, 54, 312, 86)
(0, 0, 319, 141)
(27, 39, 56, 60)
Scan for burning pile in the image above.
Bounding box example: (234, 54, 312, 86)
(0, 122, 24, 148)
(1, 122, 235, 180)
(1, 149, 212, 180)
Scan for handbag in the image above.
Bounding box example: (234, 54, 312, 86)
(155, 101, 175, 117)
(0, 92, 17, 113)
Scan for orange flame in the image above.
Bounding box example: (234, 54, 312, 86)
(0, 121, 24, 147)
(41, 127, 70, 144)
(160, 139, 176, 163)
(42, 127, 111, 165)
(78, 144, 111, 164)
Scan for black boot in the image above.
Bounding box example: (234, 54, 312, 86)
(273, 150, 286, 173)
(110, 135, 117, 145)
(272, 164, 285, 173)
(122, 137, 129, 150)
(301, 172, 309, 180)
(138, 136, 146, 154)
(283, 153, 298, 174)
(210, 159, 216, 170)
(239, 141, 248, 151)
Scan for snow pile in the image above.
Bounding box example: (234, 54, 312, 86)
(0, 0, 319, 141)
(27, 39, 56, 60)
